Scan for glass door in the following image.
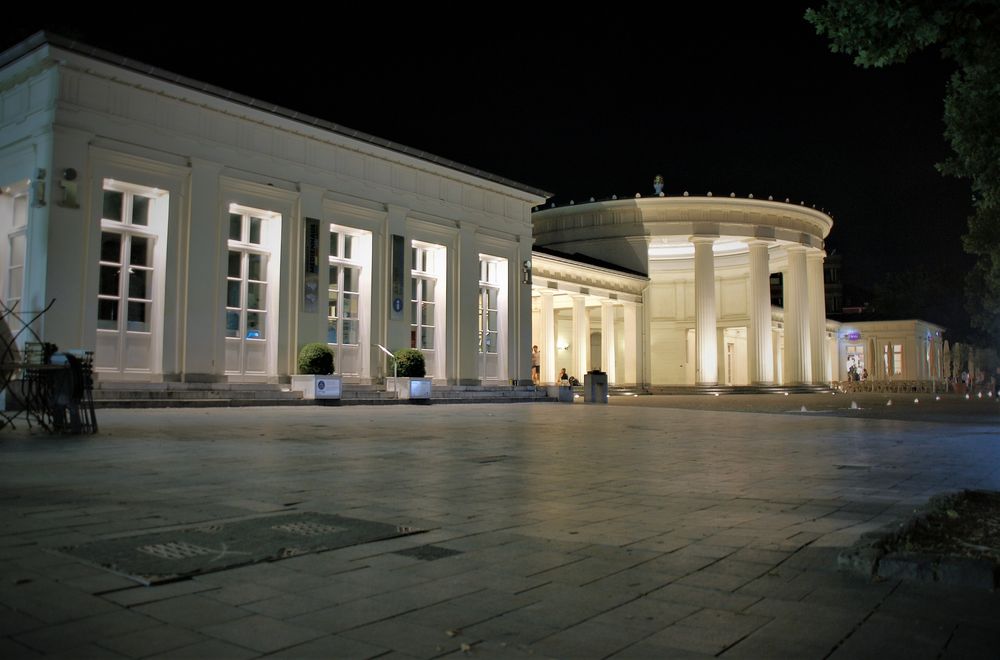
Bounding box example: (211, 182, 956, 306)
(225, 213, 270, 377)
(95, 188, 157, 374)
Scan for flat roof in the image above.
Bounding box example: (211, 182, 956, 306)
(0, 32, 552, 200)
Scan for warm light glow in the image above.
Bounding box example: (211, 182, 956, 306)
(647, 239, 750, 259)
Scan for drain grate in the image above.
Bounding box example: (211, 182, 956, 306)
(137, 542, 216, 560)
(393, 545, 463, 561)
(475, 455, 509, 464)
(272, 521, 344, 536)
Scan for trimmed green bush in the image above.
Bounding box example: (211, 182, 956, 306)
(394, 348, 426, 377)
(298, 343, 335, 375)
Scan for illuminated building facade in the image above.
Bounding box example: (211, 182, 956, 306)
(0, 34, 545, 386)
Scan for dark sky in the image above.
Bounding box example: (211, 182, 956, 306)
(1, 5, 975, 335)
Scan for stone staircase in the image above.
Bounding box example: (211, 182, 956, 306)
(339, 383, 552, 405)
(92, 382, 553, 408)
(91, 382, 309, 408)
(643, 384, 834, 395)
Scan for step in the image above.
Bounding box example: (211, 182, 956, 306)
(92, 390, 304, 401)
(93, 398, 312, 409)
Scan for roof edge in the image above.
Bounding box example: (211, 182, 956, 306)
(0, 31, 552, 201)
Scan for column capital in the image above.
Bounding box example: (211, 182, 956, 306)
(537, 288, 557, 297)
(747, 238, 773, 249)
(785, 244, 808, 254)
(689, 235, 717, 246)
(806, 248, 827, 261)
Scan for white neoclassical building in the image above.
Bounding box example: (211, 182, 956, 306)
(531, 194, 842, 387)
(0, 33, 546, 386)
(0, 34, 949, 395)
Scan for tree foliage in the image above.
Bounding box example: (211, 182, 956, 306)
(806, 1, 1000, 343)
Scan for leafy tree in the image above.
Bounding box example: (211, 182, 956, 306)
(806, 0, 1000, 343)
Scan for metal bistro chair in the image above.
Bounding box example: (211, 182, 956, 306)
(1, 300, 97, 434)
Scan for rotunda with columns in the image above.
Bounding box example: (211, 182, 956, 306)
(530, 192, 837, 387)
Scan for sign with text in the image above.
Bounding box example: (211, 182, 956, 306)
(303, 217, 320, 313)
(391, 233, 404, 320)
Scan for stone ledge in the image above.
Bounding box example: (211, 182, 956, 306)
(838, 491, 1000, 591)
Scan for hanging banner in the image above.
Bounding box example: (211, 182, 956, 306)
(390, 234, 404, 320)
(303, 217, 320, 313)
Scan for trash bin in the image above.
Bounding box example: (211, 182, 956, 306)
(584, 370, 608, 403)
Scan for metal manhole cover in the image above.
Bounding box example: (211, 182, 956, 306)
(137, 542, 216, 560)
(272, 521, 344, 536)
(57, 512, 426, 585)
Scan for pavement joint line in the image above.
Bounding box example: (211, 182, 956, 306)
(522, 555, 590, 578)
(938, 622, 960, 657)
(821, 579, 902, 660)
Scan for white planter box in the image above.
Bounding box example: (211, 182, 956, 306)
(290, 375, 342, 400)
(386, 377, 432, 400)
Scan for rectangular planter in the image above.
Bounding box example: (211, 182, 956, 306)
(290, 375, 342, 400)
(386, 377, 432, 401)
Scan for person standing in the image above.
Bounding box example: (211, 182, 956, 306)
(531, 345, 540, 385)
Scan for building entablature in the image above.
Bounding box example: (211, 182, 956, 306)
(531, 251, 646, 304)
(533, 197, 831, 253)
(1, 35, 548, 228)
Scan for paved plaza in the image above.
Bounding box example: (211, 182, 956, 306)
(1, 394, 999, 659)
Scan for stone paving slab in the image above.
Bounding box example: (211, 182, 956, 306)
(1, 397, 999, 657)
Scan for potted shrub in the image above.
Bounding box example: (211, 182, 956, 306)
(290, 343, 341, 400)
(386, 348, 431, 401)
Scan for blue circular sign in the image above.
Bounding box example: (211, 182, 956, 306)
(393, 297, 403, 312)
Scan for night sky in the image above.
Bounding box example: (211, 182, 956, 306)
(1, 5, 975, 336)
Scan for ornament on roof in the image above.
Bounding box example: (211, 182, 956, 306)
(653, 174, 664, 196)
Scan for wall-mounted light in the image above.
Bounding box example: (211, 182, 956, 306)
(32, 168, 47, 207)
(58, 167, 79, 208)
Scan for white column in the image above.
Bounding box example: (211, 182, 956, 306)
(183, 158, 225, 381)
(516, 238, 533, 384)
(457, 223, 481, 385)
(539, 290, 556, 384)
(783, 246, 812, 384)
(384, 205, 411, 356)
(48, 128, 94, 360)
(692, 237, 718, 385)
(601, 300, 617, 384)
(623, 301, 639, 385)
(807, 249, 828, 384)
(571, 294, 589, 379)
(747, 240, 774, 385)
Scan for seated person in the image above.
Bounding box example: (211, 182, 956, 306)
(558, 368, 569, 383)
